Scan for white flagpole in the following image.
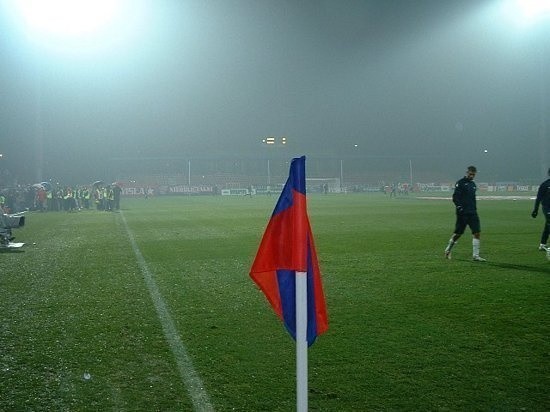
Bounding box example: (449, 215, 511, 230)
(296, 271, 308, 412)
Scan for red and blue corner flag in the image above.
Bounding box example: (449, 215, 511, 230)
(250, 156, 328, 346)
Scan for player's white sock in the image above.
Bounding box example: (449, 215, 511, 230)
(445, 237, 456, 252)
(473, 238, 480, 257)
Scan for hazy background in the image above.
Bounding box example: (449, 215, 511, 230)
(0, 0, 548, 185)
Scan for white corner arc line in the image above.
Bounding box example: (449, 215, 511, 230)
(120, 211, 214, 412)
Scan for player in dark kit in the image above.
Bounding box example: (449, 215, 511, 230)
(444, 166, 486, 261)
(531, 167, 550, 260)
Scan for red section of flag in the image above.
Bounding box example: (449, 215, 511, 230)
(250, 156, 327, 345)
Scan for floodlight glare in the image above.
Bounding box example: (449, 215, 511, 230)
(517, 0, 550, 22)
(14, 0, 121, 37)
(5, 0, 145, 57)
(500, 0, 550, 27)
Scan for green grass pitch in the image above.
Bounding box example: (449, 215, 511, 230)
(1, 193, 548, 411)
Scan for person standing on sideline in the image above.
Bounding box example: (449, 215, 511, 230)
(444, 165, 486, 261)
(531, 167, 550, 259)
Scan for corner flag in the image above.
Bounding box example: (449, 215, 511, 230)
(250, 156, 328, 346)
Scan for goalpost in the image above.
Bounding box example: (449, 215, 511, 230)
(306, 178, 341, 193)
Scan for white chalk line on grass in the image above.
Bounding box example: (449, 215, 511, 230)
(120, 211, 214, 412)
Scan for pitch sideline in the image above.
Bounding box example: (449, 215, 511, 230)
(119, 211, 214, 412)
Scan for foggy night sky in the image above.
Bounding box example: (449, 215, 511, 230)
(0, 0, 549, 184)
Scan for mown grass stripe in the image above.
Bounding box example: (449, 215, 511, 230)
(120, 211, 214, 412)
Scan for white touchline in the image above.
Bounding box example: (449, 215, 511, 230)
(120, 211, 214, 412)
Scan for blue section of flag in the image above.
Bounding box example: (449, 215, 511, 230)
(250, 155, 328, 346)
(272, 156, 306, 216)
(277, 235, 321, 345)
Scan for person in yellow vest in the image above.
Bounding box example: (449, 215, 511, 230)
(82, 187, 90, 209)
(46, 189, 53, 211)
(105, 185, 115, 211)
(94, 187, 102, 210)
(103, 186, 108, 211)
(64, 187, 76, 212)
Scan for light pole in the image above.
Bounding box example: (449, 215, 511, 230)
(409, 159, 413, 188)
(339, 159, 343, 192)
(261, 136, 288, 187)
(503, 0, 550, 175)
(33, 57, 44, 182)
(9, 1, 143, 183)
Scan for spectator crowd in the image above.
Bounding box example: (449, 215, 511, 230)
(0, 183, 122, 214)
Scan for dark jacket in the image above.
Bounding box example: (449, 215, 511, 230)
(533, 178, 550, 212)
(452, 177, 477, 214)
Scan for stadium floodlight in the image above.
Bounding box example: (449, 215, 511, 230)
(5, 0, 146, 56)
(516, 0, 550, 23)
(13, 0, 120, 37)
(499, 0, 550, 28)
(261, 137, 288, 147)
